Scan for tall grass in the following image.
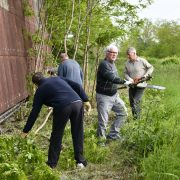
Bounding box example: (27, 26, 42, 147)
(120, 58, 180, 179)
(1, 56, 179, 179)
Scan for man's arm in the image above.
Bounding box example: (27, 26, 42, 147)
(23, 91, 43, 133)
(99, 62, 125, 84)
(143, 59, 154, 78)
(124, 66, 134, 82)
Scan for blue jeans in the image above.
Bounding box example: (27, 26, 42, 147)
(96, 93, 127, 139)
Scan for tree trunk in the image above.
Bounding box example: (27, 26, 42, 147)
(64, 0, 75, 54)
(83, 0, 94, 92)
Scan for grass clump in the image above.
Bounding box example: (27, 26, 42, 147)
(0, 135, 60, 179)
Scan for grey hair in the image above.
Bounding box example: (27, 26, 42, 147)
(105, 44, 119, 53)
(127, 47, 136, 54)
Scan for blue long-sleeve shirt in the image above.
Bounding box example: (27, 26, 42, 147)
(23, 77, 88, 133)
(57, 59, 83, 86)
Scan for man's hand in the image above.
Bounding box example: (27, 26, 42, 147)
(133, 77, 141, 84)
(124, 80, 132, 86)
(21, 132, 28, 139)
(84, 101, 92, 113)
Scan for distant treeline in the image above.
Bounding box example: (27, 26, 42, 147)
(120, 20, 180, 58)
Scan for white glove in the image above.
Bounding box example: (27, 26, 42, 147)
(124, 80, 132, 86)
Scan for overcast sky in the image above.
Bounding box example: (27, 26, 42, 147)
(128, 0, 180, 21)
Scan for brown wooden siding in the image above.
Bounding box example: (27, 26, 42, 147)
(0, 0, 37, 114)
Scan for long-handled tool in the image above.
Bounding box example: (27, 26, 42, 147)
(119, 76, 166, 90)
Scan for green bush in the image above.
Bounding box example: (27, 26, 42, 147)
(0, 135, 60, 179)
(0, 163, 27, 180)
(121, 89, 178, 158)
(32, 164, 60, 180)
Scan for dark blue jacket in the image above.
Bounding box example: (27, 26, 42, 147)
(96, 59, 125, 96)
(23, 77, 88, 133)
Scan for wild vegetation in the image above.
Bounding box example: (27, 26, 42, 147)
(1, 57, 179, 179)
(0, 0, 180, 179)
(25, 0, 153, 91)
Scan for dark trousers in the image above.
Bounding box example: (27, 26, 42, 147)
(129, 87, 145, 119)
(47, 101, 86, 168)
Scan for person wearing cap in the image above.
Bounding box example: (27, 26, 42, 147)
(96, 44, 128, 145)
(124, 47, 154, 119)
(58, 53, 84, 86)
(22, 72, 91, 168)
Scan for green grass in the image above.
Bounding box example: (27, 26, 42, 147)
(0, 58, 180, 179)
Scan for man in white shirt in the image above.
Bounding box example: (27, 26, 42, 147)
(124, 47, 154, 119)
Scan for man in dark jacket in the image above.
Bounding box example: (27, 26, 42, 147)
(22, 72, 91, 168)
(96, 45, 127, 145)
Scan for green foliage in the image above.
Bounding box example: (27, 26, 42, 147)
(120, 65, 180, 178)
(32, 164, 60, 180)
(42, 0, 147, 60)
(22, 28, 31, 42)
(58, 146, 76, 170)
(0, 163, 27, 180)
(161, 56, 180, 65)
(84, 129, 110, 163)
(0, 136, 60, 179)
(120, 19, 180, 58)
(121, 114, 178, 157)
(22, 0, 34, 17)
(141, 142, 180, 180)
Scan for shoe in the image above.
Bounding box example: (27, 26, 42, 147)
(77, 163, 85, 169)
(46, 162, 56, 169)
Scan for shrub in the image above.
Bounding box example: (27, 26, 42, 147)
(0, 135, 60, 179)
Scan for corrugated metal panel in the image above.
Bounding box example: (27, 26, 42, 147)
(0, 0, 37, 114)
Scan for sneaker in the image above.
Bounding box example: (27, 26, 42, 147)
(77, 163, 85, 169)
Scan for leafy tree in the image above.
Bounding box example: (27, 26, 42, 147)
(155, 21, 180, 57)
(120, 19, 180, 58)
(28, 0, 153, 90)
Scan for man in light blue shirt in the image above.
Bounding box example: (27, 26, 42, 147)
(58, 53, 83, 86)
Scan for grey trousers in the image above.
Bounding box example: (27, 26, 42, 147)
(129, 87, 145, 119)
(96, 92, 127, 139)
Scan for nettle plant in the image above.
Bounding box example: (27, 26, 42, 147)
(0, 135, 60, 179)
(121, 89, 176, 158)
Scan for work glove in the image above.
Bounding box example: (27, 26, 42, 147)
(124, 80, 132, 86)
(84, 101, 92, 114)
(21, 132, 28, 138)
